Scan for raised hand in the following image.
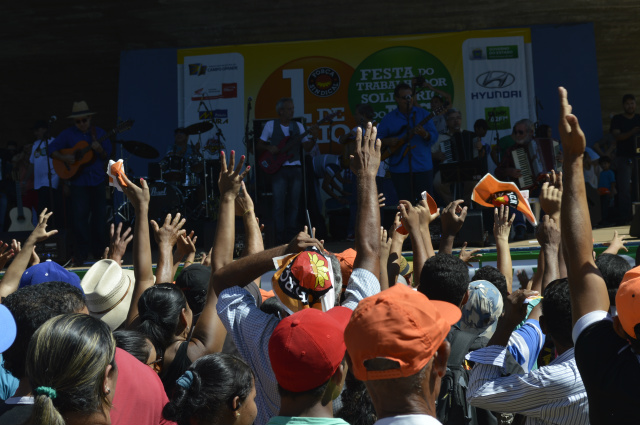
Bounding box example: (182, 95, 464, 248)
(558, 87, 586, 157)
(218, 150, 250, 198)
(536, 215, 561, 248)
(398, 200, 421, 234)
(104, 223, 133, 265)
(539, 171, 563, 219)
(416, 199, 440, 226)
(285, 226, 324, 254)
(234, 181, 254, 216)
(30, 208, 58, 243)
(0, 241, 15, 270)
(602, 230, 628, 254)
(151, 213, 186, 248)
(493, 205, 515, 242)
(121, 175, 150, 211)
(350, 122, 382, 177)
(441, 200, 467, 237)
(176, 230, 198, 257)
(459, 242, 482, 267)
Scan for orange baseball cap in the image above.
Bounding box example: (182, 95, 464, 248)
(616, 265, 640, 339)
(344, 284, 461, 381)
(335, 248, 357, 290)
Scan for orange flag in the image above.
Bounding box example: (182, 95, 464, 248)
(471, 174, 537, 225)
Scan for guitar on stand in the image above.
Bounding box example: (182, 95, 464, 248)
(52, 120, 134, 180)
(257, 112, 338, 174)
(8, 181, 35, 232)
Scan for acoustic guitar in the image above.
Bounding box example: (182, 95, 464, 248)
(380, 105, 445, 161)
(52, 120, 134, 180)
(8, 182, 34, 232)
(257, 112, 338, 174)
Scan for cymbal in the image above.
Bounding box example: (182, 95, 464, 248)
(184, 121, 213, 135)
(120, 140, 159, 159)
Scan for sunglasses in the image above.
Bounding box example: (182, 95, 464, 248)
(515, 130, 525, 135)
(75, 118, 89, 124)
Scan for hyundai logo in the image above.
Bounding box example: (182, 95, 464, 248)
(476, 71, 515, 89)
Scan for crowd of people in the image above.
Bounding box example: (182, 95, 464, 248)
(0, 87, 638, 425)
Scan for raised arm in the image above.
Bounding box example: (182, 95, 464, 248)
(120, 175, 154, 327)
(387, 212, 408, 286)
(103, 223, 133, 265)
(399, 200, 427, 288)
(416, 199, 439, 259)
(535, 215, 561, 294)
(558, 87, 609, 324)
(493, 205, 515, 292)
(151, 213, 186, 284)
(174, 230, 197, 272)
(350, 123, 382, 275)
(0, 209, 56, 299)
(379, 227, 392, 290)
(439, 200, 467, 254)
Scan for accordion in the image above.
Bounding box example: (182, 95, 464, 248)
(511, 138, 561, 189)
(439, 131, 488, 183)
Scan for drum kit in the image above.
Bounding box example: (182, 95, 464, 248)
(112, 121, 220, 225)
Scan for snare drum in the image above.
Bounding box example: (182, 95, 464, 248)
(161, 155, 185, 182)
(148, 182, 184, 222)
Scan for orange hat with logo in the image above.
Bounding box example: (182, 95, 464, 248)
(271, 247, 336, 315)
(616, 265, 640, 339)
(344, 284, 461, 381)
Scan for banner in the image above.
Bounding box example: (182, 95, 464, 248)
(177, 28, 534, 157)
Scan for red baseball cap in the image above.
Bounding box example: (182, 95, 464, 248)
(616, 265, 640, 339)
(268, 306, 352, 392)
(344, 284, 461, 381)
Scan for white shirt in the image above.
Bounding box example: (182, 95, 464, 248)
(260, 120, 308, 166)
(467, 346, 589, 425)
(30, 138, 59, 189)
(374, 414, 442, 425)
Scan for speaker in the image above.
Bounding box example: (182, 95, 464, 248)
(454, 209, 487, 247)
(0, 230, 70, 265)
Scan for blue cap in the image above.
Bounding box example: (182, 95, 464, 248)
(0, 305, 17, 353)
(459, 280, 503, 338)
(19, 261, 83, 294)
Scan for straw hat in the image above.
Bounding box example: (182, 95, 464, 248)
(81, 259, 135, 330)
(67, 101, 96, 118)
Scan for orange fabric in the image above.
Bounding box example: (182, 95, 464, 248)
(617, 266, 640, 338)
(335, 248, 357, 290)
(471, 173, 537, 225)
(260, 288, 275, 300)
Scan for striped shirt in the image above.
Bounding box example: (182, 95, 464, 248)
(466, 339, 588, 424)
(217, 268, 380, 425)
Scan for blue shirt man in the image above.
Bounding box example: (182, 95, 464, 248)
(47, 101, 111, 265)
(377, 83, 438, 202)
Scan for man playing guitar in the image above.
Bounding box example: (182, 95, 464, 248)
(377, 83, 439, 203)
(256, 97, 317, 244)
(49, 101, 111, 265)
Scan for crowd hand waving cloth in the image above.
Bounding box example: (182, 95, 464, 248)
(472, 173, 537, 226)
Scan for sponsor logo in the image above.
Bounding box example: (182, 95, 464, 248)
(484, 107, 511, 130)
(476, 71, 515, 89)
(307, 67, 340, 97)
(191, 83, 238, 101)
(188, 63, 207, 76)
(199, 109, 228, 121)
(486, 45, 518, 60)
(471, 90, 522, 100)
(470, 48, 484, 60)
(150, 186, 167, 196)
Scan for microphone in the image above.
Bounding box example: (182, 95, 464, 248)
(403, 95, 412, 101)
(49, 115, 57, 123)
